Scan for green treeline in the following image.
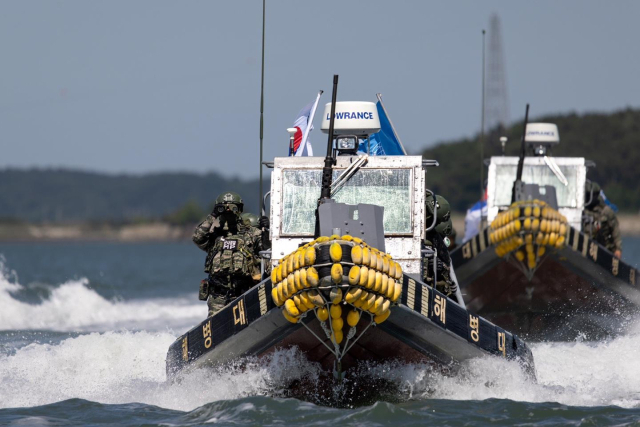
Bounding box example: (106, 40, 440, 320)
(421, 108, 640, 212)
(0, 169, 264, 223)
(1, 108, 638, 223)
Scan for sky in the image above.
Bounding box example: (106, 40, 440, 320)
(1, 1, 639, 179)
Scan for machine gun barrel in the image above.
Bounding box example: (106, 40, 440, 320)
(319, 74, 339, 202)
(511, 103, 530, 203)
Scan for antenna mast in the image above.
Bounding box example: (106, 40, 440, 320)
(480, 29, 486, 200)
(259, 0, 266, 209)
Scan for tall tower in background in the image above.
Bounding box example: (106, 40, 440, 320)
(485, 14, 510, 132)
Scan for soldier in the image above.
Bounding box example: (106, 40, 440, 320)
(193, 192, 270, 317)
(240, 212, 269, 280)
(422, 194, 458, 298)
(583, 181, 622, 258)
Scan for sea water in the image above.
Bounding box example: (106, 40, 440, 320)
(1, 241, 640, 426)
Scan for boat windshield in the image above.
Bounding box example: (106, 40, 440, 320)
(493, 163, 581, 208)
(280, 168, 412, 235)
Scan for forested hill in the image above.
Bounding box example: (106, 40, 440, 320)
(421, 107, 640, 212)
(0, 169, 263, 222)
(2, 108, 638, 222)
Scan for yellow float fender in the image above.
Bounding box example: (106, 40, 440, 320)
(307, 289, 325, 307)
(347, 309, 360, 327)
(300, 291, 315, 310)
(277, 281, 286, 302)
(293, 250, 301, 270)
(371, 295, 385, 314)
(300, 268, 309, 288)
(331, 263, 343, 284)
(293, 295, 307, 313)
(330, 303, 342, 319)
(359, 266, 369, 287)
(330, 242, 343, 263)
(331, 317, 344, 332)
(330, 287, 343, 304)
(348, 265, 361, 285)
(380, 274, 389, 295)
(366, 268, 376, 289)
(374, 271, 383, 292)
(382, 256, 390, 274)
(362, 293, 376, 311)
(284, 299, 300, 317)
(362, 247, 371, 266)
(294, 270, 302, 291)
(287, 274, 296, 295)
(392, 281, 402, 302)
(271, 287, 281, 306)
(394, 262, 403, 280)
(374, 309, 391, 324)
(307, 267, 319, 287)
(316, 306, 329, 321)
(388, 261, 396, 278)
(283, 311, 299, 324)
(351, 246, 363, 265)
(304, 247, 316, 266)
(332, 330, 344, 345)
(345, 287, 363, 304)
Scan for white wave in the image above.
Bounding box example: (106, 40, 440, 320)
(0, 260, 205, 332)
(1, 327, 640, 411)
(2, 257, 640, 410)
(0, 331, 320, 411)
(369, 332, 640, 409)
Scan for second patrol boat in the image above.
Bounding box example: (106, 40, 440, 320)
(452, 117, 640, 341)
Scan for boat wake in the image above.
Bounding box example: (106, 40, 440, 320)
(0, 258, 204, 333)
(1, 256, 639, 411)
(1, 327, 640, 411)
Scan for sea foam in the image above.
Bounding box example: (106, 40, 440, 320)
(0, 258, 204, 332)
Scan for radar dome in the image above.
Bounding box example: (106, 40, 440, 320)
(321, 102, 381, 137)
(525, 123, 560, 146)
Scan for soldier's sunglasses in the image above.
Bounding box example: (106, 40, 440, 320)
(215, 203, 239, 213)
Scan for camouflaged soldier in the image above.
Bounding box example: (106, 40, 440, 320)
(583, 182, 622, 258)
(193, 192, 270, 317)
(422, 194, 458, 297)
(240, 212, 270, 281)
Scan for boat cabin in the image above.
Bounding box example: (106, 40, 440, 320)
(268, 101, 429, 276)
(486, 123, 588, 230)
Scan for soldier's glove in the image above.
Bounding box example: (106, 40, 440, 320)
(259, 216, 270, 229)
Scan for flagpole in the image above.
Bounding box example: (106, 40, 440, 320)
(298, 90, 323, 156)
(480, 29, 486, 202)
(259, 0, 266, 209)
(376, 93, 407, 155)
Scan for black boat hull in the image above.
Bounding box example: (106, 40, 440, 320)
(166, 275, 535, 380)
(452, 226, 640, 340)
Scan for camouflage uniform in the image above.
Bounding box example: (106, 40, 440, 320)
(422, 194, 457, 297)
(583, 199, 622, 254)
(193, 193, 270, 317)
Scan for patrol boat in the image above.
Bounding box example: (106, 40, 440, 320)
(166, 79, 535, 395)
(451, 118, 640, 340)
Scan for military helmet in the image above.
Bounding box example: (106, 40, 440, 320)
(215, 191, 244, 213)
(585, 181, 601, 195)
(584, 181, 601, 206)
(435, 218, 453, 237)
(426, 194, 451, 224)
(241, 212, 259, 227)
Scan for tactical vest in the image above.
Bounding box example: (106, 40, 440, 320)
(207, 234, 255, 276)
